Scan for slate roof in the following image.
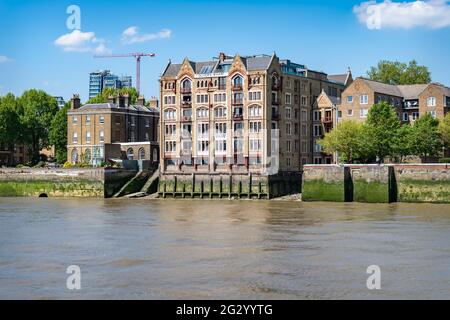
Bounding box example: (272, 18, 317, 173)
(328, 74, 348, 85)
(78, 103, 158, 113)
(161, 54, 273, 77)
(396, 84, 428, 100)
(359, 78, 403, 97)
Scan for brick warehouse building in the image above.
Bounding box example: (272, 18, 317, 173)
(67, 94, 159, 166)
(158, 52, 350, 197)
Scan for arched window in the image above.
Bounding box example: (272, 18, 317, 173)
(214, 106, 227, 118)
(71, 149, 78, 164)
(197, 108, 209, 118)
(127, 148, 134, 160)
(232, 75, 243, 88)
(164, 108, 177, 120)
(84, 149, 91, 163)
(181, 78, 192, 92)
(138, 148, 145, 160)
(249, 105, 262, 117)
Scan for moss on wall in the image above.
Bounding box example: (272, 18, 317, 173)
(398, 179, 450, 203)
(353, 180, 389, 203)
(302, 179, 345, 202)
(0, 180, 103, 197)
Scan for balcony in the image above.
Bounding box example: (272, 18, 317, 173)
(231, 84, 243, 91)
(181, 116, 192, 122)
(272, 98, 281, 106)
(272, 112, 281, 121)
(232, 99, 244, 106)
(272, 83, 281, 91)
(233, 114, 243, 121)
(180, 87, 192, 94)
(323, 117, 333, 123)
(181, 101, 192, 108)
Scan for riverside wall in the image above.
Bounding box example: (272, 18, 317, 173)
(0, 168, 137, 198)
(302, 164, 450, 203)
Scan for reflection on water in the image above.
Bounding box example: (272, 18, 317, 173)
(1, 198, 450, 299)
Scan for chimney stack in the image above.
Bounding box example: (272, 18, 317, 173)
(118, 94, 125, 108)
(219, 52, 226, 62)
(71, 94, 81, 109)
(148, 96, 159, 109)
(137, 96, 146, 106)
(123, 93, 130, 107)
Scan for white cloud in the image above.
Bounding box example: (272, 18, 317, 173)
(354, 0, 450, 29)
(54, 30, 111, 54)
(121, 27, 172, 44)
(0, 55, 11, 63)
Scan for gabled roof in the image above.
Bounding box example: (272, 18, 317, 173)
(328, 74, 347, 84)
(396, 84, 428, 100)
(359, 78, 403, 97)
(161, 54, 274, 77)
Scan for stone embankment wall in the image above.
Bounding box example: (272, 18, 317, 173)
(0, 168, 137, 198)
(302, 164, 450, 203)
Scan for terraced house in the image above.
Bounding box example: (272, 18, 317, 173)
(158, 52, 349, 196)
(67, 94, 159, 166)
(339, 78, 450, 123)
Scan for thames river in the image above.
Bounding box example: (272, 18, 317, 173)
(1, 198, 450, 299)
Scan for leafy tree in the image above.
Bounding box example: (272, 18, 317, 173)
(367, 60, 431, 85)
(392, 124, 414, 162)
(411, 113, 442, 161)
(318, 120, 366, 164)
(49, 102, 69, 164)
(0, 94, 22, 165)
(85, 87, 138, 105)
(439, 112, 450, 149)
(18, 90, 59, 164)
(364, 102, 401, 163)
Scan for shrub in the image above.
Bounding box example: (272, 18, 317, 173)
(63, 161, 73, 168)
(438, 158, 450, 163)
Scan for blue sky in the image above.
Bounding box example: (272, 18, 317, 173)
(0, 0, 449, 102)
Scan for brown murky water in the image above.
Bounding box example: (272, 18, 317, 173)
(1, 198, 450, 299)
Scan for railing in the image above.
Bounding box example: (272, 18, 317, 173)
(323, 117, 333, 123)
(218, 84, 226, 90)
(181, 116, 192, 122)
(272, 112, 280, 120)
(232, 99, 244, 105)
(231, 84, 243, 91)
(233, 114, 243, 121)
(272, 98, 280, 105)
(272, 83, 281, 91)
(180, 87, 192, 94)
(181, 101, 192, 108)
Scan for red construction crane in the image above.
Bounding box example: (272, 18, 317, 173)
(94, 52, 156, 94)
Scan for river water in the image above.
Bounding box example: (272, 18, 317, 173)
(1, 198, 450, 300)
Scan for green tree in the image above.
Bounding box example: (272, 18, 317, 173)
(0, 94, 22, 165)
(85, 87, 138, 105)
(439, 112, 450, 149)
(392, 124, 414, 162)
(318, 120, 366, 164)
(411, 113, 442, 161)
(18, 90, 59, 164)
(49, 102, 69, 164)
(367, 60, 431, 85)
(364, 102, 401, 163)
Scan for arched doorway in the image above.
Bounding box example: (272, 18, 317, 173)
(127, 148, 134, 160)
(138, 147, 145, 160)
(71, 149, 78, 164)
